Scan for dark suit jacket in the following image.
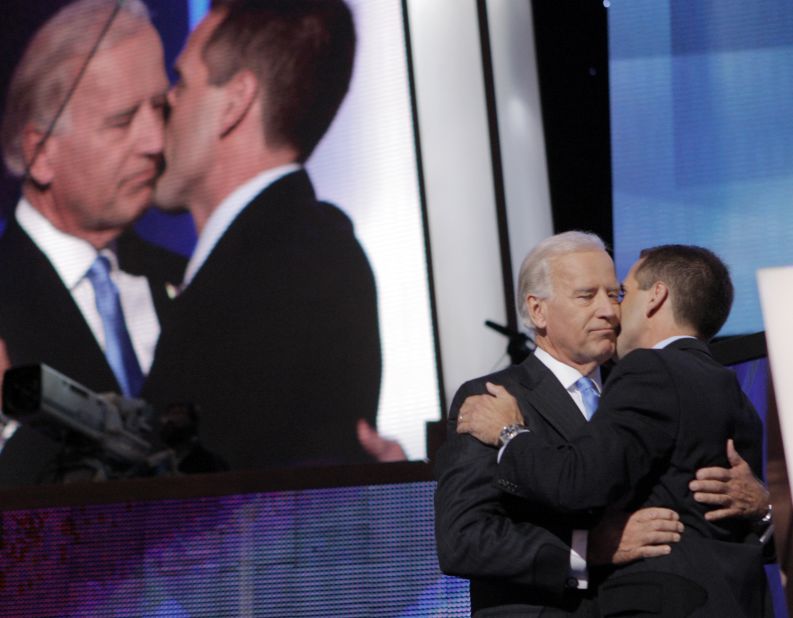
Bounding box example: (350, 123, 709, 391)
(497, 338, 770, 617)
(142, 170, 381, 470)
(0, 215, 186, 486)
(434, 354, 598, 617)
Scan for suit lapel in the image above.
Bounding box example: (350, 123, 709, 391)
(0, 220, 119, 390)
(180, 170, 313, 302)
(514, 355, 587, 440)
(116, 230, 186, 321)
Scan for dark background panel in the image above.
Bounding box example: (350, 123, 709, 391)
(531, 0, 613, 247)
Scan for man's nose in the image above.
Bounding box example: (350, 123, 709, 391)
(595, 290, 619, 320)
(135, 103, 165, 155)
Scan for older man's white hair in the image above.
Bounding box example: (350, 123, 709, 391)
(1, 0, 152, 177)
(516, 230, 607, 327)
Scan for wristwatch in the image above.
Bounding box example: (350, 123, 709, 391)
(757, 504, 773, 527)
(754, 504, 774, 545)
(498, 423, 529, 447)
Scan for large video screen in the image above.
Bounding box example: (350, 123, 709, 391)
(0, 0, 441, 485)
(609, 0, 793, 336)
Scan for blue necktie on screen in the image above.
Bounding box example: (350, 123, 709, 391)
(86, 255, 144, 397)
(575, 376, 600, 421)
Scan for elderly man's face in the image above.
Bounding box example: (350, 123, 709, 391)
(43, 25, 168, 237)
(531, 250, 620, 371)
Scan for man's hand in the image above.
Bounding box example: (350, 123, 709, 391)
(0, 338, 19, 445)
(689, 439, 769, 521)
(589, 507, 684, 566)
(356, 419, 407, 462)
(0, 337, 9, 395)
(456, 382, 523, 446)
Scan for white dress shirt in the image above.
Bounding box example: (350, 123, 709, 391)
(530, 346, 603, 589)
(653, 335, 696, 349)
(533, 347, 603, 420)
(16, 198, 160, 373)
(182, 163, 301, 288)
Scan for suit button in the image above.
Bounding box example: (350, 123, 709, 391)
(565, 577, 579, 589)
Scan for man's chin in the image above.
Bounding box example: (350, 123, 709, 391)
(152, 202, 189, 215)
(93, 217, 142, 237)
(615, 342, 635, 361)
(151, 183, 184, 212)
(591, 341, 617, 365)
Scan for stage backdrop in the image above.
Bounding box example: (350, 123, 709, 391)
(609, 0, 793, 337)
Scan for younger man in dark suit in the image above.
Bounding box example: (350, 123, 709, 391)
(144, 0, 381, 469)
(459, 244, 771, 616)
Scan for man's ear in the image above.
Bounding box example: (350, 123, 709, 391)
(646, 281, 669, 317)
(21, 125, 55, 186)
(219, 69, 259, 138)
(527, 295, 547, 329)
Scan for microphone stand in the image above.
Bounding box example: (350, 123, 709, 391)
(485, 320, 535, 365)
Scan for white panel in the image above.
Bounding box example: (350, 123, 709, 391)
(308, 0, 440, 459)
(758, 265, 793, 498)
(487, 0, 554, 322)
(406, 0, 509, 406)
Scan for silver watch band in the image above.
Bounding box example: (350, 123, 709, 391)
(498, 423, 530, 447)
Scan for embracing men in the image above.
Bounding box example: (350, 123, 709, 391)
(0, 0, 383, 482)
(436, 232, 772, 616)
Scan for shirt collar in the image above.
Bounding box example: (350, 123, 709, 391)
(653, 335, 697, 349)
(534, 345, 602, 393)
(16, 197, 107, 290)
(183, 163, 301, 288)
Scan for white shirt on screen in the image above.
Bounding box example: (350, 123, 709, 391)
(15, 198, 159, 373)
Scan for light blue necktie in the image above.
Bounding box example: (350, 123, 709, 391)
(86, 255, 144, 397)
(575, 376, 600, 421)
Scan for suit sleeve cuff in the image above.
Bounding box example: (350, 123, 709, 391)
(569, 529, 589, 589)
(496, 428, 531, 463)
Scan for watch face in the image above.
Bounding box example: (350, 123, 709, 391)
(499, 423, 529, 446)
(499, 424, 519, 446)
